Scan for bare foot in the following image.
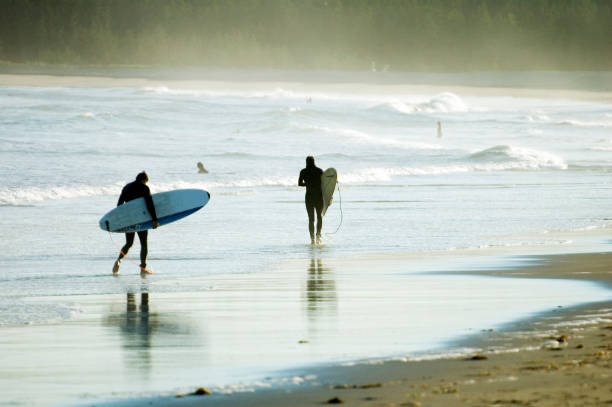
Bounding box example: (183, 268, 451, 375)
(139, 265, 154, 276)
(112, 260, 121, 275)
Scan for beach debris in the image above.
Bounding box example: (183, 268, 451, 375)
(492, 399, 531, 405)
(541, 339, 567, 350)
(192, 387, 211, 396)
(327, 396, 344, 404)
(593, 350, 610, 359)
(576, 344, 584, 349)
(333, 383, 382, 389)
(360, 382, 383, 389)
(432, 384, 458, 394)
(521, 362, 559, 371)
(466, 354, 488, 361)
(298, 339, 309, 344)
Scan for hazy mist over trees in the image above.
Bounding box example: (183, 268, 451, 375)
(1, 0, 611, 71)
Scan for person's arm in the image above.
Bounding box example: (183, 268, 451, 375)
(298, 170, 306, 187)
(143, 186, 159, 229)
(117, 187, 126, 206)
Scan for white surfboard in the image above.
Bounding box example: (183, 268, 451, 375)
(321, 168, 337, 216)
(99, 189, 210, 233)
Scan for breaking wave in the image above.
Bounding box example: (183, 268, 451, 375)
(142, 86, 471, 114)
(312, 125, 444, 150)
(0, 146, 566, 205)
(469, 145, 567, 170)
(0, 184, 123, 206)
(380, 92, 469, 114)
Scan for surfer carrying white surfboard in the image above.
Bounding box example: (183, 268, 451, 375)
(112, 171, 159, 275)
(298, 156, 323, 245)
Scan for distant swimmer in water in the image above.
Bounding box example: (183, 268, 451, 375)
(112, 171, 159, 276)
(197, 162, 208, 174)
(437, 121, 443, 138)
(298, 156, 323, 245)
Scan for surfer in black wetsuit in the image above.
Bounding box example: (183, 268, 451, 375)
(112, 171, 159, 275)
(298, 156, 323, 245)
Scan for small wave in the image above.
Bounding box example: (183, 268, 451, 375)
(469, 145, 567, 170)
(557, 119, 612, 128)
(568, 164, 612, 172)
(586, 139, 612, 152)
(142, 86, 306, 100)
(525, 114, 551, 122)
(142, 86, 204, 97)
(141, 86, 471, 111)
(312, 125, 444, 150)
(381, 93, 468, 114)
(0, 145, 567, 205)
(0, 184, 122, 205)
(339, 163, 558, 184)
(0, 179, 295, 205)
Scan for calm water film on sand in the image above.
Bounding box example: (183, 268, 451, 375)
(1, 70, 612, 406)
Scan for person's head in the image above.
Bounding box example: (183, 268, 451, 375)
(197, 162, 204, 170)
(306, 156, 315, 168)
(136, 171, 149, 184)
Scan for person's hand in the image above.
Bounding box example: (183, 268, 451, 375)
(153, 220, 160, 229)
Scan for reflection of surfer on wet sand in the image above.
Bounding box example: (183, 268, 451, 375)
(306, 257, 337, 316)
(127, 292, 149, 313)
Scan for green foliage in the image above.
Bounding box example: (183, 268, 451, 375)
(0, 0, 610, 70)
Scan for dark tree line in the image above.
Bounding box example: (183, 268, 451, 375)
(1, 0, 611, 71)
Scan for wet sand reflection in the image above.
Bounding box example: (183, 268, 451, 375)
(306, 256, 337, 318)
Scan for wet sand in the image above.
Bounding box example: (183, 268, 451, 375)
(96, 251, 612, 407)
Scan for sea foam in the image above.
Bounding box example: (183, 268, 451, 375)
(0, 145, 567, 206)
(382, 92, 469, 114)
(469, 145, 567, 170)
(312, 125, 444, 150)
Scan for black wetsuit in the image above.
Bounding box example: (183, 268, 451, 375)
(116, 181, 158, 267)
(298, 165, 323, 241)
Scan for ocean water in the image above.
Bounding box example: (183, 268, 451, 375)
(1, 71, 612, 405)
